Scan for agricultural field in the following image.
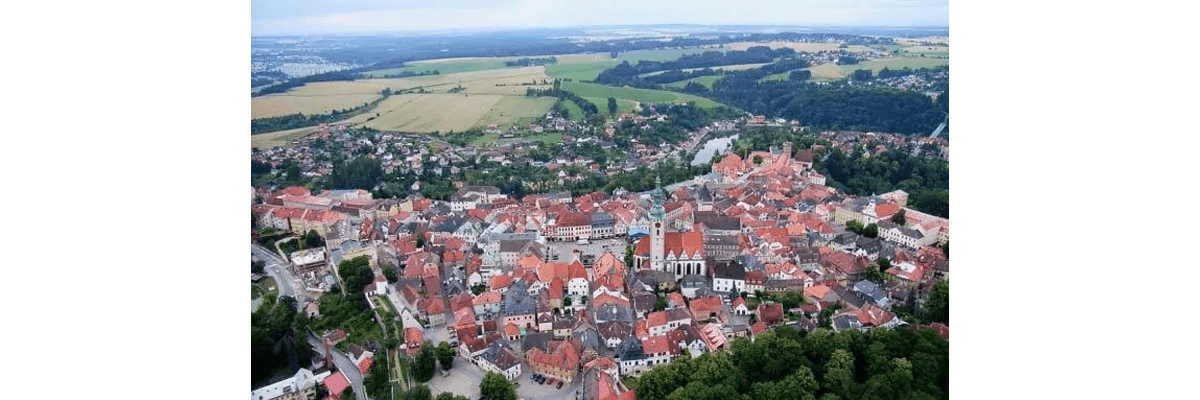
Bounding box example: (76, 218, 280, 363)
(472, 96, 557, 129)
(545, 61, 619, 81)
(251, 94, 380, 119)
(561, 81, 721, 108)
(361, 93, 506, 133)
(250, 125, 323, 149)
(807, 62, 850, 80)
(252, 67, 557, 136)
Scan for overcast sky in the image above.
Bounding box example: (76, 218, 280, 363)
(252, 0, 949, 36)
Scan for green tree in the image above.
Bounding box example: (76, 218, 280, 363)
(863, 223, 879, 238)
(252, 261, 265, 274)
(479, 371, 517, 400)
(286, 164, 302, 183)
(404, 385, 433, 400)
(845, 220, 863, 234)
(823, 349, 857, 399)
(875, 257, 891, 274)
(412, 340, 437, 382)
(437, 341, 456, 371)
(753, 155, 764, 165)
(608, 97, 619, 114)
(921, 280, 949, 324)
(892, 209, 906, 225)
(337, 256, 373, 295)
(363, 349, 391, 399)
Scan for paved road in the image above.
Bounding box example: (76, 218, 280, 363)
(308, 332, 367, 400)
(253, 243, 307, 303)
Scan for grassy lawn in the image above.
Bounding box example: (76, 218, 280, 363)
(258, 277, 278, 293)
(252, 284, 264, 299)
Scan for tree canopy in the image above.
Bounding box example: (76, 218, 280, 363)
(637, 327, 949, 400)
(479, 371, 517, 400)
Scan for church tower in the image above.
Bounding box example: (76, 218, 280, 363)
(650, 175, 666, 272)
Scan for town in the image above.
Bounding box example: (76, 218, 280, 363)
(250, 121, 950, 400)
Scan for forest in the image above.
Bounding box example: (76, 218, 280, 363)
(594, 46, 797, 87)
(251, 294, 314, 389)
(818, 147, 949, 218)
(633, 325, 949, 400)
(708, 70, 946, 134)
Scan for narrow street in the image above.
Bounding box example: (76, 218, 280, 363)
(308, 332, 367, 400)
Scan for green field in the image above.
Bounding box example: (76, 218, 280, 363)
(545, 61, 619, 81)
(560, 99, 586, 122)
(362, 59, 513, 78)
(664, 75, 724, 89)
(561, 81, 721, 108)
(470, 133, 499, 147)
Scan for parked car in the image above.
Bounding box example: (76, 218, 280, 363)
(557, 381, 564, 389)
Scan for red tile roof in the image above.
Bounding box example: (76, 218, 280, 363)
(323, 371, 350, 395)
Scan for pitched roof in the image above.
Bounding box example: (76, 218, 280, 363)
(323, 371, 350, 395)
(757, 303, 784, 325)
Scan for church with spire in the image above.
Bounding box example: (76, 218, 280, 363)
(634, 176, 706, 281)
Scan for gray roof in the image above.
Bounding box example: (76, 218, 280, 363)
(736, 255, 765, 272)
(854, 281, 889, 304)
(615, 337, 645, 361)
(522, 332, 554, 352)
(694, 210, 741, 231)
(594, 304, 634, 323)
(711, 259, 745, 281)
(499, 239, 533, 253)
(590, 212, 614, 227)
(573, 328, 601, 351)
(831, 314, 861, 332)
(680, 274, 707, 288)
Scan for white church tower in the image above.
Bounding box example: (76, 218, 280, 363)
(650, 175, 666, 272)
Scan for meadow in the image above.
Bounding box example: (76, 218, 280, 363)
(361, 93, 506, 133)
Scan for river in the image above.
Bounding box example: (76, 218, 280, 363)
(690, 134, 739, 166)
